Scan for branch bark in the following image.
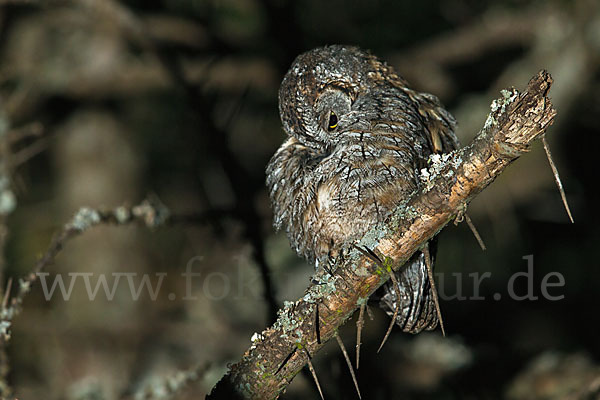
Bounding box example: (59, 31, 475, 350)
(207, 71, 556, 399)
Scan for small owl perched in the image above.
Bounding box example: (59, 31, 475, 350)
(266, 45, 458, 333)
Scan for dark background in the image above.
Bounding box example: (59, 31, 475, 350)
(0, 0, 598, 399)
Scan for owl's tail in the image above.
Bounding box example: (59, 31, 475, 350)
(378, 245, 440, 334)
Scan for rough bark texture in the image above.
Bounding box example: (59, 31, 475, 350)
(207, 71, 556, 399)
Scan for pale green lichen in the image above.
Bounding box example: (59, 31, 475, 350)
(68, 207, 101, 232)
(383, 256, 394, 272)
(401, 205, 419, 220)
(356, 297, 369, 306)
(451, 154, 463, 169)
(483, 88, 519, 131)
(114, 206, 131, 224)
(19, 278, 32, 295)
(357, 219, 390, 250)
(315, 273, 337, 296)
(256, 361, 265, 372)
(251, 332, 264, 343)
(482, 111, 496, 131)
(0, 116, 13, 216)
(273, 301, 303, 340)
(0, 188, 16, 216)
(0, 176, 16, 216)
(274, 272, 341, 342)
(420, 153, 453, 191)
(419, 168, 431, 184)
(132, 196, 170, 228)
(0, 321, 11, 341)
(301, 271, 339, 303)
(501, 88, 518, 102)
(249, 332, 265, 350)
(282, 300, 294, 309)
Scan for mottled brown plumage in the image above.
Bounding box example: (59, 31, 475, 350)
(266, 45, 458, 333)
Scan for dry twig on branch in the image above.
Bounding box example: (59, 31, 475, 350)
(207, 71, 557, 399)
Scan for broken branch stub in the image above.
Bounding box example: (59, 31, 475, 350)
(207, 71, 556, 400)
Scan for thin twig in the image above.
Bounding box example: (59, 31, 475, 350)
(6, 122, 44, 145)
(465, 213, 487, 250)
(350, 244, 401, 353)
(365, 305, 374, 321)
(275, 348, 296, 375)
(335, 333, 361, 399)
(1, 279, 12, 310)
(304, 349, 324, 400)
(542, 137, 574, 223)
(315, 303, 321, 344)
(10, 137, 50, 168)
(422, 244, 445, 336)
(377, 266, 402, 353)
(355, 304, 365, 369)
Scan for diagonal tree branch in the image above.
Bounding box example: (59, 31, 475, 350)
(207, 71, 557, 399)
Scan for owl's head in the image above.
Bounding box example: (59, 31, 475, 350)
(278, 45, 407, 150)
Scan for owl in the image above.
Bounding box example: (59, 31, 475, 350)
(266, 45, 459, 333)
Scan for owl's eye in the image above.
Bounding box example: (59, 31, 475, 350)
(327, 111, 338, 131)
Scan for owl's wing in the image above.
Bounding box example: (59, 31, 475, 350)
(407, 90, 460, 154)
(379, 89, 457, 334)
(266, 136, 322, 263)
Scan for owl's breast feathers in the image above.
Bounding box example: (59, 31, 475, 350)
(267, 102, 455, 264)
